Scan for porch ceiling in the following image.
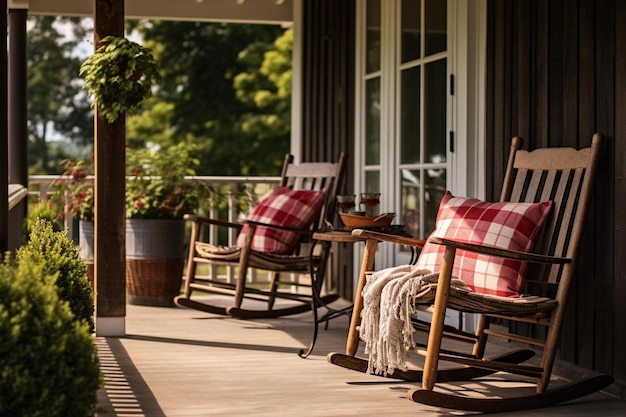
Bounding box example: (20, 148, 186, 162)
(8, 0, 293, 24)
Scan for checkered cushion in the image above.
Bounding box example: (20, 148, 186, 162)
(415, 191, 553, 297)
(236, 186, 326, 254)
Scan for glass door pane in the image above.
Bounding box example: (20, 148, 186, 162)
(425, 0, 447, 55)
(366, 0, 382, 73)
(401, 0, 421, 63)
(400, 66, 421, 164)
(398, 0, 447, 241)
(363, 0, 382, 196)
(424, 59, 447, 163)
(365, 77, 381, 165)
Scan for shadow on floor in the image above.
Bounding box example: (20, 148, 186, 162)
(95, 337, 166, 417)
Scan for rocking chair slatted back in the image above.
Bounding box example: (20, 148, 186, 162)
(279, 153, 347, 233)
(501, 137, 601, 287)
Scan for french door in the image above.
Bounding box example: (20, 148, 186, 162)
(356, 0, 449, 266)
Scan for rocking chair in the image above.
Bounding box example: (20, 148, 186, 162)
(174, 152, 347, 319)
(328, 134, 613, 412)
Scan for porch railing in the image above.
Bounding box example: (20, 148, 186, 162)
(7, 183, 29, 256)
(27, 175, 281, 284)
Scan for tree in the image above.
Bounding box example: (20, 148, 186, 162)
(233, 28, 292, 165)
(27, 16, 94, 174)
(127, 21, 290, 176)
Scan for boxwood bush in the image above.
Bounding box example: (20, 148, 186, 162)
(0, 259, 101, 417)
(23, 200, 64, 240)
(17, 219, 94, 332)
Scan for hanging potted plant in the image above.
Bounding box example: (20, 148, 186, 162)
(125, 142, 211, 306)
(79, 36, 161, 123)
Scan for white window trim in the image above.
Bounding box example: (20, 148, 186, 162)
(448, 0, 487, 200)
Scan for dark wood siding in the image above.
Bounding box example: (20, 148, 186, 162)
(301, 0, 356, 299)
(487, 0, 625, 396)
(301, 0, 355, 167)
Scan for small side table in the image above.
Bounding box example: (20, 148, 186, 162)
(299, 227, 412, 358)
(298, 230, 371, 358)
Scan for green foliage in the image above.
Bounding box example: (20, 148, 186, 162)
(128, 21, 289, 176)
(17, 219, 94, 333)
(0, 260, 101, 417)
(27, 16, 94, 173)
(126, 142, 211, 219)
(80, 36, 161, 123)
(234, 28, 292, 141)
(126, 99, 175, 148)
(24, 200, 64, 240)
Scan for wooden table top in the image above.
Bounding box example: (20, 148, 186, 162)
(312, 230, 365, 243)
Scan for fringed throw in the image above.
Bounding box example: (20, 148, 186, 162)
(359, 265, 471, 375)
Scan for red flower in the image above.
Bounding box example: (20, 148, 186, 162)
(71, 169, 87, 180)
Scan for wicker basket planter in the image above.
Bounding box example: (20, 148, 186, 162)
(126, 219, 186, 306)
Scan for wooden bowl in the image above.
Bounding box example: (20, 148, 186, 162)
(339, 212, 396, 230)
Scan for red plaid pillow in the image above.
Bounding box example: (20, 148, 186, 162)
(236, 186, 326, 254)
(416, 191, 552, 297)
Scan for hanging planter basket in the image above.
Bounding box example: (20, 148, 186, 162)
(80, 36, 161, 123)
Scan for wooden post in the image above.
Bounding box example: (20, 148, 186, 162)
(1, 0, 8, 254)
(8, 9, 28, 187)
(93, 0, 126, 336)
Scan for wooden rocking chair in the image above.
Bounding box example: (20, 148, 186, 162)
(328, 134, 613, 412)
(174, 152, 347, 319)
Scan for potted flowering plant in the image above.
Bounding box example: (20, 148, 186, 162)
(125, 142, 208, 219)
(54, 157, 96, 286)
(125, 142, 211, 306)
(56, 157, 95, 222)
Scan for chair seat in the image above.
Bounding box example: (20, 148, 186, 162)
(195, 241, 320, 272)
(413, 285, 557, 316)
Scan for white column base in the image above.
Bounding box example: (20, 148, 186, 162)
(95, 317, 126, 337)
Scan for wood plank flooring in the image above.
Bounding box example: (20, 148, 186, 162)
(95, 296, 625, 416)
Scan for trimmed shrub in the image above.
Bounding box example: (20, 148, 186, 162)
(17, 219, 94, 332)
(0, 260, 101, 417)
(23, 200, 64, 239)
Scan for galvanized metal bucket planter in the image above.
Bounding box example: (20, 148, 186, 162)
(126, 219, 186, 306)
(78, 220, 95, 290)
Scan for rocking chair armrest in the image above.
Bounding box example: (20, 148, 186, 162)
(429, 237, 571, 265)
(183, 213, 244, 231)
(352, 228, 427, 249)
(245, 220, 315, 237)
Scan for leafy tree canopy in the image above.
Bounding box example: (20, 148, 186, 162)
(127, 20, 291, 176)
(27, 16, 94, 174)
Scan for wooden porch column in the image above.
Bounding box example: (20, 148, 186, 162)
(8, 9, 28, 187)
(1, 0, 8, 254)
(93, 0, 127, 336)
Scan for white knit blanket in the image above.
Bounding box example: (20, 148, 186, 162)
(359, 264, 471, 375)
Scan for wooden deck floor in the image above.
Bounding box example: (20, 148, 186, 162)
(95, 296, 625, 417)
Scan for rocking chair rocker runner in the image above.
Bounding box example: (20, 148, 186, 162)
(328, 134, 613, 413)
(175, 152, 347, 319)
